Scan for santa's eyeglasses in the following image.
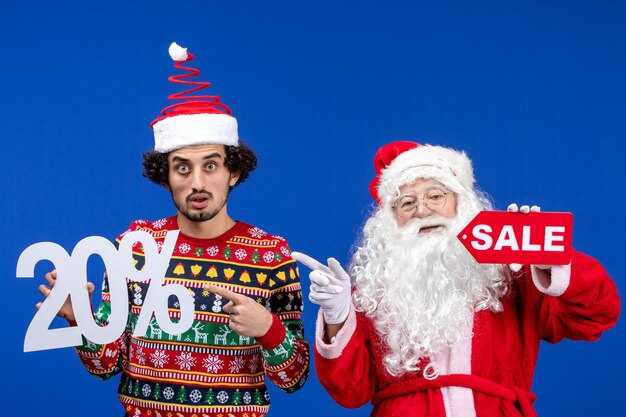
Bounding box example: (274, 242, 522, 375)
(392, 190, 450, 218)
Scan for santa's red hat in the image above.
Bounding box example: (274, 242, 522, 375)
(151, 42, 239, 153)
(370, 141, 475, 205)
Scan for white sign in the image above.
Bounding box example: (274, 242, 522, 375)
(16, 230, 195, 352)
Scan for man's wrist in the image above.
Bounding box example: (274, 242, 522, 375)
(255, 314, 286, 350)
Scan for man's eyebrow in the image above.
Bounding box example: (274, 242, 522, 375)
(171, 153, 224, 163)
(171, 156, 190, 163)
(202, 153, 224, 160)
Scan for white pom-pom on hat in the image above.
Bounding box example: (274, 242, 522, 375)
(168, 42, 188, 61)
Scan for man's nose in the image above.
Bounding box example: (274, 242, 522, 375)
(190, 169, 207, 190)
(414, 199, 432, 218)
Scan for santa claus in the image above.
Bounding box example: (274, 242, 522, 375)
(292, 141, 620, 417)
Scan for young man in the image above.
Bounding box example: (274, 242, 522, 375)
(38, 42, 309, 417)
(293, 141, 619, 417)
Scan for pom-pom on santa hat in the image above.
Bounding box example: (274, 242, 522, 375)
(151, 42, 239, 153)
(370, 141, 475, 205)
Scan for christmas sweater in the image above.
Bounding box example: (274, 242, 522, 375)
(75, 216, 310, 417)
(314, 250, 620, 417)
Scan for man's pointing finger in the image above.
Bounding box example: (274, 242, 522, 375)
(204, 284, 245, 304)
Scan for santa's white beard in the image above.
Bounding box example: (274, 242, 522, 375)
(351, 210, 508, 377)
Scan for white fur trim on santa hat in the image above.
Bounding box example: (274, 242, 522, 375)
(153, 113, 239, 153)
(379, 145, 475, 202)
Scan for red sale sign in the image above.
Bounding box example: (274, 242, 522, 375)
(457, 211, 573, 265)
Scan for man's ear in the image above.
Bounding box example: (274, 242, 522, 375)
(161, 182, 171, 191)
(229, 172, 241, 187)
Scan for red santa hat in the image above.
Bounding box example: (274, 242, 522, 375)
(370, 141, 475, 206)
(151, 42, 239, 153)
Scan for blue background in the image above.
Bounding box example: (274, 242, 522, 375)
(1, 1, 624, 415)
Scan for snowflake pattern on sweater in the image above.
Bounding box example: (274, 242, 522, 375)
(75, 216, 310, 417)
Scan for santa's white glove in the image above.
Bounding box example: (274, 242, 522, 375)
(507, 203, 542, 272)
(291, 251, 352, 324)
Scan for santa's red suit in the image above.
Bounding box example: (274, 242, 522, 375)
(314, 250, 619, 417)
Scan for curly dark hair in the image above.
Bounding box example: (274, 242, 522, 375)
(142, 141, 258, 187)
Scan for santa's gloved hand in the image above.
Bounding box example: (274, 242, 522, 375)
(507, 203, 541, 272)
(291, 251, 352, 324)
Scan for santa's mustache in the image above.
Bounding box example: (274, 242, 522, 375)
(398, 216, 457, 237)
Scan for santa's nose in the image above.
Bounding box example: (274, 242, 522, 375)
(414, 200, 433, 218)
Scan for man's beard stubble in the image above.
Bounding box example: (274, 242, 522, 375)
(173, 189, 228, 223)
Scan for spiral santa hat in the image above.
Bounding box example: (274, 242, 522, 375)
(370, 141, 475, 206)
(151, 42, 239, 153)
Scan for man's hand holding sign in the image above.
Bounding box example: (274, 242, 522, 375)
(37, 270, 95, 323)
(17, 230, 196, 352)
